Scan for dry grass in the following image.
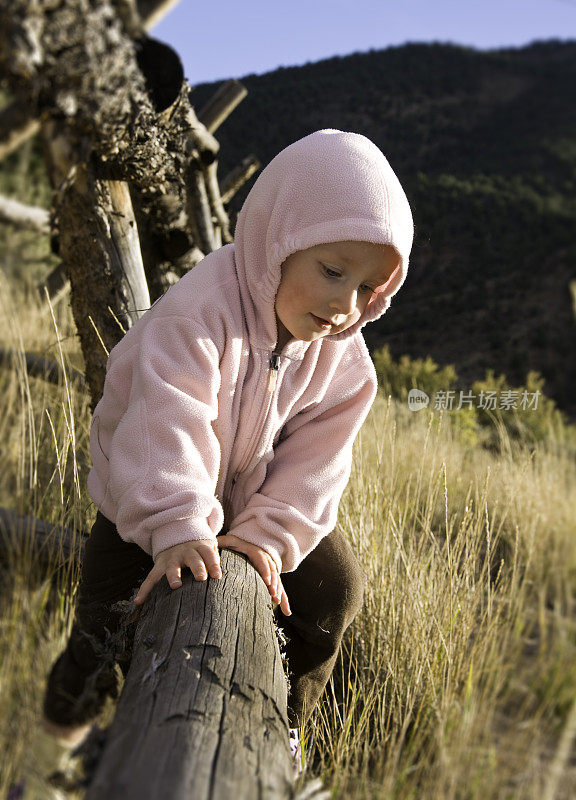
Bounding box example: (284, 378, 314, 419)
(0, 277, 575, 798)
(310, 396, 576, 798)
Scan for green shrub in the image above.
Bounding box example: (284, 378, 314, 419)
(371, 346, 574, 450)
(471, 369, 568, 447)
(372, 345, 458, 402)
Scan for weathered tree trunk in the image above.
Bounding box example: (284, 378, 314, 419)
(0, 0, 182, 160)
(54, 168, 149, 406)
(0, 2, 254, 366)
(86, 549, 293, 800)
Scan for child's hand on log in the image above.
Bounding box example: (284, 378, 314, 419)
(217, 533, 292, 617)
(134, 539, 222, 606)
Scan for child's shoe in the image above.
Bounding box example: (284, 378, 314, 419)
(42, 642, 119, 729)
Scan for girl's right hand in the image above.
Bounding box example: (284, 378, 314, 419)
(133, 539, 222, 605)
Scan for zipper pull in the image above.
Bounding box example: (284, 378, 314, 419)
(267, 352, 281, 392)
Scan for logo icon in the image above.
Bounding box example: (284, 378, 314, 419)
(408, 389, 430, 412)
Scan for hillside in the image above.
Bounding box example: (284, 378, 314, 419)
(190, 40, 576, 418)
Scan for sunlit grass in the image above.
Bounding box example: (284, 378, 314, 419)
(0, 276, 92, 796)
(308, 395, 576, 799)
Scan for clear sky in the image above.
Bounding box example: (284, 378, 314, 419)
(153, 0, 576, 85)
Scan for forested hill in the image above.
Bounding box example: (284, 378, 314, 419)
(191, 40, 576, 418)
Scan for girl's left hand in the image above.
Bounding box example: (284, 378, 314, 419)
(216, 533, 291, 617)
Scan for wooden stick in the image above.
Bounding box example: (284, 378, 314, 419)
(0, 192, 50, 233)
(107, 180, 150, 325)
(204, 161, 232, 244)
(138, 0, 182, 30)
(186, 165, 217, 254)
(0, 100, 40, 163)
(86, 550, 292, 799)
(220, 155, 260, 204)
(184, 106, 220, 162)
(39, 264, 70, 303)
(197, 80, 248, 135)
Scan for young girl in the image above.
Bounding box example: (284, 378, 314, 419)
(42, 128, 413, 757)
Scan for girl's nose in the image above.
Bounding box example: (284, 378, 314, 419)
(329, 287, 357, 317)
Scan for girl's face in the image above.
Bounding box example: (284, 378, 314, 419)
(275, 240, 399, 350)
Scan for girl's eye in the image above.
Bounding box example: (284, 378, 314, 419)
(323, 266, 341, 278)
(359, 284, 375, 294)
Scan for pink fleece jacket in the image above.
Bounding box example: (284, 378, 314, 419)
(87, 129, 413, 572)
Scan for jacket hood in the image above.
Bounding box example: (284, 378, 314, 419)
(233, 128, 414, 350)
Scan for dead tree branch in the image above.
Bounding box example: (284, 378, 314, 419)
(0, 193, 49, 233)
(197, 79, 248, 134)
(0, 100, 40, 163)
(221, 154, 260, 204)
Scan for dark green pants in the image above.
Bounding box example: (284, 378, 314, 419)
(44, 511, 365, 728)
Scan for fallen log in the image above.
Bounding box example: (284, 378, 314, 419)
(0, 508, 83, 565)
(86, 549, 293, 800)
(0, 508, 86, 592)
(0, 345, 86, 387)
(0, 193, 49, 233)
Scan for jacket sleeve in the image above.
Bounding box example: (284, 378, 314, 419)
(106, 314, 223, 560)
(228, 357, 377, 572)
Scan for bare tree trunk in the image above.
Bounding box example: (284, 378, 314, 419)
(86, 550, 293, 800)
(54, 165, 149, 406)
